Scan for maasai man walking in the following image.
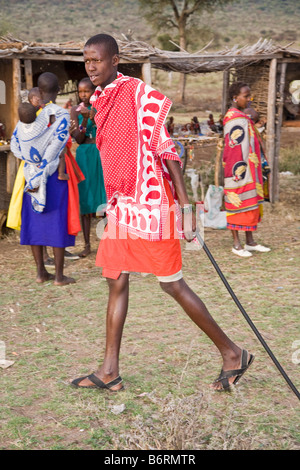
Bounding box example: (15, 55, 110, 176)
(71, 34, 254, 392)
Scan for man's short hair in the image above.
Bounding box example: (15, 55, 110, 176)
(84, 34, 119, 57)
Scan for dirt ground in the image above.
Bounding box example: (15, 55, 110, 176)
(0, 126, 299, 450)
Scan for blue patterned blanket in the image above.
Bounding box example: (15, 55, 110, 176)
(10, 103, 70, 212)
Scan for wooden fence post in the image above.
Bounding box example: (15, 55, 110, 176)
(142, 63, 152, 86)
(274, 62, 287, 202)
(266, 58, 277, 203)
(24, 59, 33, 90)
(6, 59, 21, 193)
(222, 70, 230, 116)
(6, 152, 18, 194)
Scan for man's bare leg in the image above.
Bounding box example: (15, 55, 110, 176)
(31, 245, 55, 283)
(74, 273, 129, 390)
(53, 246, 76, 286)
(160, 278, 248, 391)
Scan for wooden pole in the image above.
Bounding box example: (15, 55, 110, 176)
(24, 59, 33, 90)
(7, 59, 21, 193)
(222, 70, 230, 116)
(6, 152, 18, 194)
(12, 59, 21, 131)
(274, 62, 287, 202)
(141, 62, 152, 86)
(266, 58, 277, 203)
(214, 137, 224, 187)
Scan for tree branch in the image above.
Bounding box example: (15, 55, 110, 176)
(166, 18, 179, 29)
(183, 0, 203, 17)
(169, 0, 180, 21)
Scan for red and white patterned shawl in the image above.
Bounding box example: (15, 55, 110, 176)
(91, 73, 183, 241)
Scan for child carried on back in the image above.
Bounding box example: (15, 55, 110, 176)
(18, 90, 69, 184)
(13, 90, 70, 212)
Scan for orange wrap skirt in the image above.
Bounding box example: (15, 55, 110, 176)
(226, 207, 262, 231)
(96, 180, 182, 280)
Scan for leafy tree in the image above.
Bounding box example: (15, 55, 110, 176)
(138, 0, 236, 103)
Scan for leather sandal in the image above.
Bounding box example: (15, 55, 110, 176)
(212, 349, 254, 392)
(71, 373, 124, 392)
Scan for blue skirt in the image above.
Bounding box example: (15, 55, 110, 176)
(20, 170, 75, 247)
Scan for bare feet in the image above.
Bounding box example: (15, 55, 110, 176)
(78, 244, 91, 258)
(54, 275, 76, 286)
(58, 173, 69, 181)
(36, 272, 55, 283)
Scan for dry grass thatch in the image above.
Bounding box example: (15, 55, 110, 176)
(1, 35, 300, 73)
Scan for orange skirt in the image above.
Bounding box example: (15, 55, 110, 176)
(96, 178, 182, 280)
(226, 207, 261, 231)
(96, 224, 182, 279)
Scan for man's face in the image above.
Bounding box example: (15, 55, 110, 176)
(83, 43, 119, 89)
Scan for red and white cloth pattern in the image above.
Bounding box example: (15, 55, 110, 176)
(91, 73, 184, 241)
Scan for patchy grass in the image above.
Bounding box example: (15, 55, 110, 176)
(279, 144, 300, 175)
(0, 173, 300, 450)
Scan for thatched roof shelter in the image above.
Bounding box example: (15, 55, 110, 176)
(1, 35, 299, 72)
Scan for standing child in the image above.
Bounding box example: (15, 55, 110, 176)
(70, 77, 106, 257)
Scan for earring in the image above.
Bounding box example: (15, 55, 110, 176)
(233, 98, 237, 102)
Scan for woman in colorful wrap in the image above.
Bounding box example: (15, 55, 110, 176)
(70, 78, 106, 257)
(10, 72, 76, 286)
(222, 81, 271, 257)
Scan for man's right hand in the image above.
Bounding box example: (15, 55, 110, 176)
(182, 211, 197, 242)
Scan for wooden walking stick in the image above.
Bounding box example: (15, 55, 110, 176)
(214, 136, 224, 187)
(196, 230, 300, 400)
